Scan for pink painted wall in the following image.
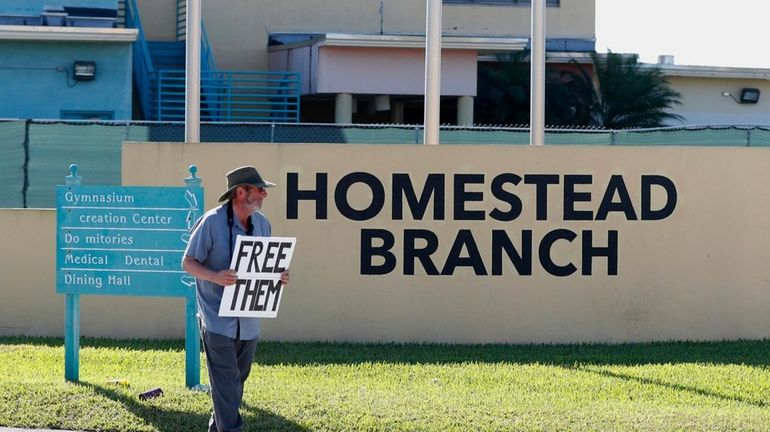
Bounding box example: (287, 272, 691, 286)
(315, 46, 477, 96)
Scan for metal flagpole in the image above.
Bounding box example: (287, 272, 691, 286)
(530, 0, 545, 146)
(185, 0, 201, 143)
(423, 0, 442, 145)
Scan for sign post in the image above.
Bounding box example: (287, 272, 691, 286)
(56, 164, 204, 387)
(63, 166, 82, 382)
(183, 169, 202, 388)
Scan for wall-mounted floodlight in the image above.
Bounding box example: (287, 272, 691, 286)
(723, 88, 760, 104)
(73, 61, 95, 81)
(740, 88, 760, 104)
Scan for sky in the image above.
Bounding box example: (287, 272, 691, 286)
(594, 0, 770, 69)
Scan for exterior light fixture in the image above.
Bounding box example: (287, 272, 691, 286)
(723, 88, 760, 104)
(73, 61, 96, 81)
(739, 88, 760, 104)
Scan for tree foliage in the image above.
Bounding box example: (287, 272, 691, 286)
(571, 51, 684, 128)
(476, 51, 531, 126)
(475, 51, 684, 129)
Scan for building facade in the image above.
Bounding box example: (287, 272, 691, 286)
(0, 0, 135, 120)
(3, 0, 768, 126)
(656, 59, 770, 126)
(137, 0, 596, 124)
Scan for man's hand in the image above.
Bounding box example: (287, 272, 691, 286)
(280, 269, 290, 287)
(183, 256, 238, 287)
(212, 269, 238, 287)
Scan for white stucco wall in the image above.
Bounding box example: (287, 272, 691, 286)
(666, 76, 770, 126)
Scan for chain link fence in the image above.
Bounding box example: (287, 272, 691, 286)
(2, 119, 770, 208)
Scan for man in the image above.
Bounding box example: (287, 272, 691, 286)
(183, 166, 290, 432)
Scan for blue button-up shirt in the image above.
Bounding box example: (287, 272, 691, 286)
(183, 203, 271, 340)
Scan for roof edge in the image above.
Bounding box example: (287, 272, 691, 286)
(0, 25, 137, 42)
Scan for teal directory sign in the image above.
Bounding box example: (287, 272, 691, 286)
(57, 186, 200, 296)
(56, 164, 204, 388)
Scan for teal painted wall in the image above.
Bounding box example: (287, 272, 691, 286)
(0, 1, 117, 15)
(0, 41, 132, 119)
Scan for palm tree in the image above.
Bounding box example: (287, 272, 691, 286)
(476, 50, 683, 129)
(568, 51, 684, 128)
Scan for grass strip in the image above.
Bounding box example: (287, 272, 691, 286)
(1, 337, 769, 431)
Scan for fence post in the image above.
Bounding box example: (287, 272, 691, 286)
(22, 120, 30, 208)
(610, 130, 617, 146)
(414, 126, 420, 144)
(270, 123, 276, 144)
(747, 127, 752, 147)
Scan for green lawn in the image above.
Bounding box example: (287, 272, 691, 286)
(1, 337, 769, 431)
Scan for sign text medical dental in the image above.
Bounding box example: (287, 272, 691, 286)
(286, 172, 677, 276)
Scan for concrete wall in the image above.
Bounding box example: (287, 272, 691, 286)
(0, 40, 133, 120)
(666, 76, 770, 126)
(135, 0, 176, 41)
(138, 0, 595, 71)
(5, 142, 769, 342)
(0, 209, 185, 338)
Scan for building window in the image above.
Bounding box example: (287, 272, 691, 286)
(444, 0, 560, 6)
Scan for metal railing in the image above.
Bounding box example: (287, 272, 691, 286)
(175, 0, 215, 70)
(131, 0, 295, 121)
(201, 24, 216, 72)
(156, 71, 300, 122)
(125, 0, 155, 119)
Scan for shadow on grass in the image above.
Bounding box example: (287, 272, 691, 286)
(568, 365, 769, 409)
(81, 382, 207, 432)
(242, 402, 310, 432)
(2, 336, 769, 367)
(80, 382, 306, 432)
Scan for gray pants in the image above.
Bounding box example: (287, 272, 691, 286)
(202, 328, 258, 432)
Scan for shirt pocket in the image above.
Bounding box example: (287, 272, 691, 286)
(209, 225, 233, 270)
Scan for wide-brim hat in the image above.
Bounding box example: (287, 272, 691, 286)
(218, 166, 276, 202)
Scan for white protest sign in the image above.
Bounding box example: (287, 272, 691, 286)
(219, 235, 296, 318)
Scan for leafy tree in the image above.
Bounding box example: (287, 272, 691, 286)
(545, 66, 595, 127)
(567, 51, 683, 128)
(476, 50, 582, 126)
(475, 50, 683, 128)
(476, 51, 531, 125)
